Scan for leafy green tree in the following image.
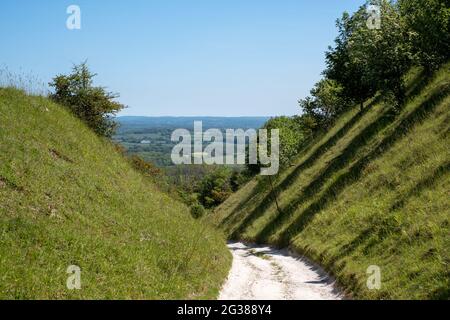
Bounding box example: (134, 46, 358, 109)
(244, 114, 314, 176)
(49, 62, 124, 137)
(294, 114, 317, 139)
(399, 0, 450, 71)
(327, 1, 413, 106)
(299, 78, 347, 126)
(263, 116, 306, 167)
(367, 0, 413, 105)
(196, 168, 233, 208)
(325, 10, 377, 112)
(349, 1, 413, 105)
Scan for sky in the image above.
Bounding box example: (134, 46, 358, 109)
(0, 0, 365, 116)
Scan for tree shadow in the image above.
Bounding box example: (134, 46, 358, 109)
(430, 285, 450, 300)
(275, 84, 449, 246)
(255, 102, 397, 242)
(229, 178, 277, 239)
(219, 179, 266, 231)
(276, 99, 378, 195)
(406, 69, 434, 99)
(390, 161, 450, 212)
(229, 103, 375, 239)
(228, 69, 444, 241)
(331, 161, 449, 262)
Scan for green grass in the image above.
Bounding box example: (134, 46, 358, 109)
(0, 88, 231, 299)
(213, 64, 450, 299)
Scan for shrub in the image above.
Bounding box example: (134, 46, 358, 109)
(197, 168, 233, 208)
(190, 203, 206, 219)
(129, 155, 161, 178)
(49, 62, 124, 137)
(263, 116, 307, 167)
(230, 170, 248, 191)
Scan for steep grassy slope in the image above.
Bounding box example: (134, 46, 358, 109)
(213, 64, 450, 299)
(0, 88, 230, 299)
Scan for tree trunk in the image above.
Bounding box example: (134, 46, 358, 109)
(394, 82, 405, 108)
(268, 175, 282, 215)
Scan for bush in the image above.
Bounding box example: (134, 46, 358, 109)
(49, 62, 124, 137)
(129, 155, 161, 178)
(197, 168, 233, 208)
(230, 170, 248, 191)
(263, 116, 308, 167)
(299, 79, 347, 124)
(190, 203, 206, 219)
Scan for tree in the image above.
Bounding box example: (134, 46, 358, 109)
(230, 170, 247, 192)
(49, 62, 124, 137)
(244, 114, 314, 176)
(196, 168, 233, 208)
(327, 1, 413, 107)
(325, 10, 377, 112)
(366, 0, 414, 105)
(263, 116, 306, 167)
(399, 0, 450, 71)
(299, 78, 347, 127)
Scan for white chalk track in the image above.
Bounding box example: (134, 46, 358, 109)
(219, 242, 343, 300)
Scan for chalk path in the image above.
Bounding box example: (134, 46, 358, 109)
(219, 242, 343, 300)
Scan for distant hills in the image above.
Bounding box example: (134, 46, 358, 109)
(114, 116, 271, 167)
(116, 116, 270, 133)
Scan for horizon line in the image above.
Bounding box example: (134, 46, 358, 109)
(116, 115, 274, 118)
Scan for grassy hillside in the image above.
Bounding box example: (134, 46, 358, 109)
(0, 88, 230, 299)
(213, 64, 450, 299)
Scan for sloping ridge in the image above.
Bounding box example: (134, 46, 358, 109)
(214, 64, 450, 299)
(0, 88, 230, 299)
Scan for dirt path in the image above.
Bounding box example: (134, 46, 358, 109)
(219, 242, 343, 300)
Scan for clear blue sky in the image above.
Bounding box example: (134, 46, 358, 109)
(1, 0, 365, 116)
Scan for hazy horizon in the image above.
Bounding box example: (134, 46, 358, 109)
(117, 115, 272, 118)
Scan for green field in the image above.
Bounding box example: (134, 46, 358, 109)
(113, 116, 268, 167)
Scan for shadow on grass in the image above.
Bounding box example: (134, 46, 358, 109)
(406, 69, 433, 99)
(0, 176, 25, 192)
(228, 104, 375, 239)
(390, 161, 450, 212)
(275, 99, 378, 196)
(219, 180, 265, 232)
(275, 84, 449, 247)
(254, 102, 397, 242)
(229, 70, 443, 241)
(430, 285, 450, 300)
(331, 160, 450, 262)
